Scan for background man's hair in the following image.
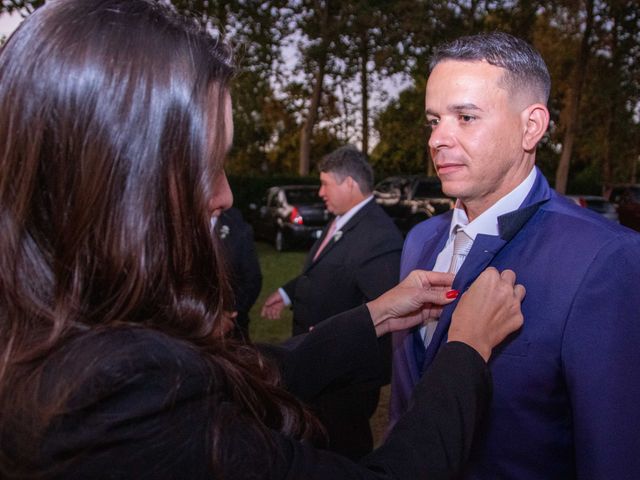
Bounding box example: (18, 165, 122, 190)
(430, 31, 551, 105)
(318, 145, 374, 194)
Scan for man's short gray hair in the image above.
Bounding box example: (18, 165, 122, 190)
(318, 145, 374, 194)
(430, 31, 551, 105)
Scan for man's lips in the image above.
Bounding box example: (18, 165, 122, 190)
(436, 163, 465, 175)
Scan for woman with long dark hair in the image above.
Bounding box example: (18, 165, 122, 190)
(0, 1, 525, 478)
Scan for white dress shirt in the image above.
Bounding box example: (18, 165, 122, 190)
(421, 167, 538, 345)
(279, 196, 375, 306)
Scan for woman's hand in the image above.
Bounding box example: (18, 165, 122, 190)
(367, 270, 456, 337)
(448, 268, 525, 362)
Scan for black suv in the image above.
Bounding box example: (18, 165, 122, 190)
(608, 184, 640, 232)
(374, 175, 453, 235)
(248, 185, 330, 251)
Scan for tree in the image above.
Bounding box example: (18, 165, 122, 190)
(550, 0, 595, 194)
(370, 81, 431, 177)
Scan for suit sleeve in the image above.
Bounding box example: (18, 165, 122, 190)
(352, 234, 402, 383)
(281, 276, 299, 302)
(354, 238, 402, 301)
(237, 342, 491, 480)
(562, 233, 640, 479)
(260, 305, 384, 402)
(234, 222, 262, 314)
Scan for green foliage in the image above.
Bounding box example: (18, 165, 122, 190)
(370, 80, 430, 177)
(2, 0, 638, 191)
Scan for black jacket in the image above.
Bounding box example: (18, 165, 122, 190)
(217, 207, 262, 339)
(35, 307, 491, 479)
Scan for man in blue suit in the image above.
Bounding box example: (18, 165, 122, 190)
(390, 32, 640, 479)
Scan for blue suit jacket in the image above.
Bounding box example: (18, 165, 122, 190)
(391, 170, 640, 479)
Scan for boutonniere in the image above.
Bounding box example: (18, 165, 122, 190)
(219, 225, 230, 239)
(332, 230, 343, 242)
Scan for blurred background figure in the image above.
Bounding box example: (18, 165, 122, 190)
(214, 207, 262, 340)
(261, 145, 403, 459)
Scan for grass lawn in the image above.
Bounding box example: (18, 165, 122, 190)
(248, 240, 390, 448)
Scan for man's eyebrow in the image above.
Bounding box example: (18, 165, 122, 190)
(449, 103, 483, 112)
(425, 103, 484, 117)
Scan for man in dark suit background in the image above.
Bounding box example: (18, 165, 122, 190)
(216, 207, 262, 341)
(261, 145, 403, 459)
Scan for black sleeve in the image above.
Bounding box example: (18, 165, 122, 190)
(260, 308, 490, 478)
(232, 342, 491, 480)
(43, 329, 489, 480)
(259, 305, 384, 402)
(234, 222, 262, 314)
(281, 275, 299, 302)
(362, 342, 491, 479)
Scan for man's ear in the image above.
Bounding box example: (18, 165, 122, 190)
(345, 176, 355, 190)
(521, 103, 549, 152)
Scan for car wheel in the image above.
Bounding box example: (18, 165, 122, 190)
(275, 229, 287, 252)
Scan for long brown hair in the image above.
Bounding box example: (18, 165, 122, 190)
(0, 0, 320, 476)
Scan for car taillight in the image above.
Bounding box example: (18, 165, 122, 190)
(290, 207, 303, 225)
(578, 197, 587, 208)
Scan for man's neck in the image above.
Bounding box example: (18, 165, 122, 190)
(459, 167, 537, 228)
(462, 167, 535, 221)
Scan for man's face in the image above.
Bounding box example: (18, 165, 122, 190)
(425, 60, 529, 217)
(319, 171, 352, 215)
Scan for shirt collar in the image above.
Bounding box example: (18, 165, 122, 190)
(449, 167, 537, 241)
(335, 195, 373, 231)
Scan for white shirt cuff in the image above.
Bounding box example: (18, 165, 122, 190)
(278, 287, 292, 306)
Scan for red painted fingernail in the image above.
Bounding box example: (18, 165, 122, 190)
(445, 289, 459, 299)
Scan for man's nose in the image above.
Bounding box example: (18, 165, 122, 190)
(428, 120, 454, 150)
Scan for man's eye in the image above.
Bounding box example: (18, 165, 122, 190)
(426, 118, 439, 128)
(460, 114, 476, 123)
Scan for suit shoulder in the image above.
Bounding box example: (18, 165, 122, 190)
(541, 196, 640, 245)
(405, 211, 452, 244)
(358, 202, 403, 241)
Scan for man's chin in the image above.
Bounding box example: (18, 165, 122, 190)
(440, 182, 464, 199)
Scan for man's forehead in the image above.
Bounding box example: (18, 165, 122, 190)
(428, 59, 506, 84)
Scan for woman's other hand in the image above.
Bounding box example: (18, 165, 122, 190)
(367, 270, 456, 337)
(448, 268, 525, 362)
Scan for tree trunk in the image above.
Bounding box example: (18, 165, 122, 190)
(299, 60, 326, 176)
(298, 0, 330, 176)
(360, 32, 369, 158)
(554, 0, 594, 194)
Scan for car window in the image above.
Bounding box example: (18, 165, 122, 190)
(585, 198, 616, 213)
(612, 187, 640, 204)
(284, 188, 319, 204)
(414, 179, 445, 198)
(375, 180, 395, 194)
(267, 190, 279, 208)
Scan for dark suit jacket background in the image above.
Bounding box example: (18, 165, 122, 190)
(282, 199, 403, 459)
(218, 207, 262, 340)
